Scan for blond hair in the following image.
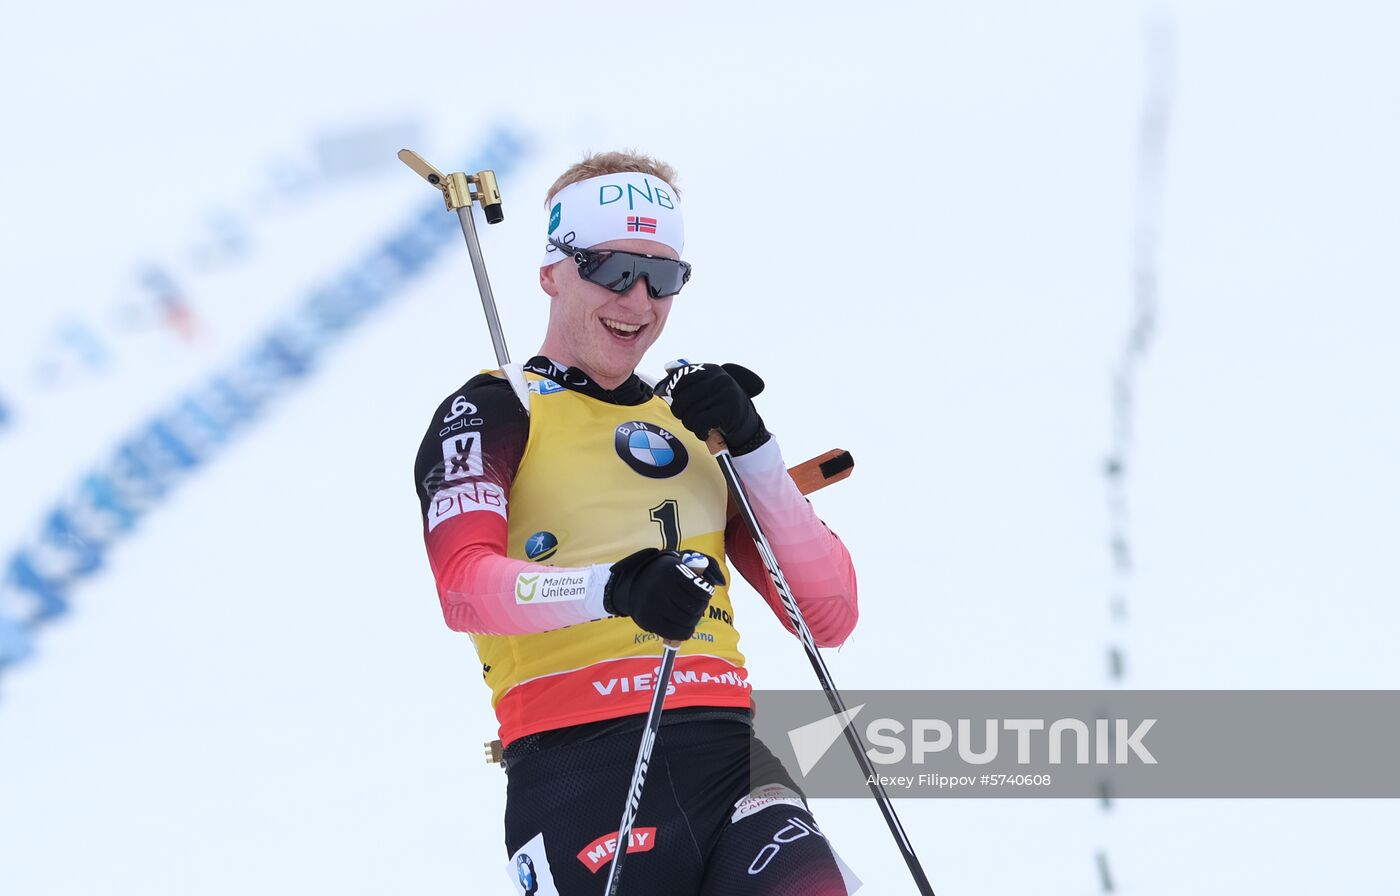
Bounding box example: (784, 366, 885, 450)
(544, 150, 680, 207)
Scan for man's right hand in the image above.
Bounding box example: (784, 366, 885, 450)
(604, 549, 725, 641)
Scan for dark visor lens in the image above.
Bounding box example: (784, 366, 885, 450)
(577, 251, 691, 298)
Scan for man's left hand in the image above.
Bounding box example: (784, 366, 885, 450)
(663, 362, 770, 455)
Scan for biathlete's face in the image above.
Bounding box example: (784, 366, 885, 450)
(538, 238, 676, 389)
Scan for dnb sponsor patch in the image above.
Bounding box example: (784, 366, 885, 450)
(614, 420, 688, 479)
(426, 481, 506, 530)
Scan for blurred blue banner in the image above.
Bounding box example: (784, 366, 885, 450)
(0, 125, 530, 681)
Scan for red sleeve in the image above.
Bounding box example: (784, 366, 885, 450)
(722, 437, 858, 647)
(414, 376, 609, 635)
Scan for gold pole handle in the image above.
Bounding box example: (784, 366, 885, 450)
(397, 149, 500, 218)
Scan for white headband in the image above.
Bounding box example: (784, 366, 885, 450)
(541, 171, 684, 267)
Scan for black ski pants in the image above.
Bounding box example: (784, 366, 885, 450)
(501, 707, 848, 895)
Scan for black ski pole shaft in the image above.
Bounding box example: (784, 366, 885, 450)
(715, 448, 935, 895)
(602, 640, 678, 896)
(603, 550, 713, 896)
(657, 361, 934, 893)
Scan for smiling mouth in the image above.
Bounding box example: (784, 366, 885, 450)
(601, 317, 647, 342)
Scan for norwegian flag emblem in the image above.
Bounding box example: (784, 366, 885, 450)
(626, 216, 658, 233)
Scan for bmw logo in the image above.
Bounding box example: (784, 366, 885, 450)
(524, 531, 559, 562)
(614, 421, 689, 479)
(516, 854, 538, 895)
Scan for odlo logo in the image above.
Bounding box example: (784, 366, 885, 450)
(614, 421, 688, 479)
(748, 816, 826, 876)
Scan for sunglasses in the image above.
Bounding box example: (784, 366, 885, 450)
(549, 238, 693, 298)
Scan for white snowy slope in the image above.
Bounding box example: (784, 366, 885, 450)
(2, 2, 1398, 894)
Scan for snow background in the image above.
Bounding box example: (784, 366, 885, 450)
(2, 1, 1397, 892)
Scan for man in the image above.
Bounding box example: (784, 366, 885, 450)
(413, 151, 858, 895)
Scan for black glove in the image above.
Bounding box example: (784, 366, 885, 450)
(662, 362, 770, 455)
(604, 548, 726, 640)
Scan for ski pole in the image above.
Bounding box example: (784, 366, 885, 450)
(602, 553, 712, 896)
(397, 149, 531, 413)
(659, 362, 937, 896)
